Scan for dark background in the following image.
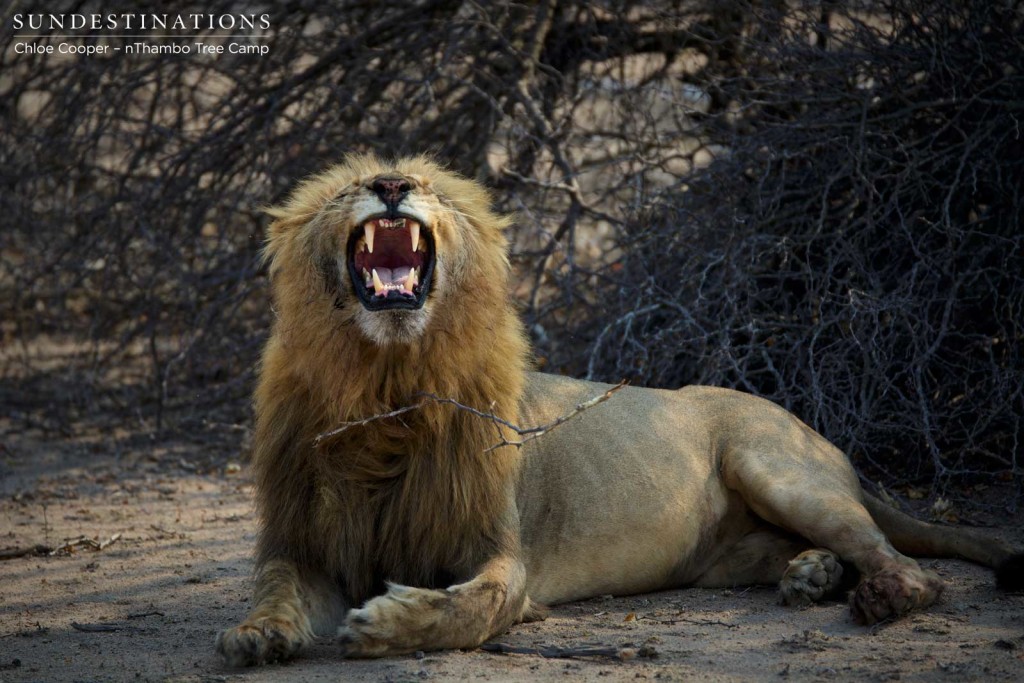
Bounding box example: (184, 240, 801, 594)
(2, 0, 1021, 511)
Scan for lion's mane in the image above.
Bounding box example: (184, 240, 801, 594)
(251, 156, 530, 603)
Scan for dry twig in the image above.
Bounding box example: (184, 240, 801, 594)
(126, 610, 165, 619)
(313, 382, 627, 453)
(0, 544, 52, 561)
(480, 642, 657, 660)
(71, 622, 143, 633)
(416, 381, 628, 452)
(49, 533, 122, 556)
(313, 403, 426, 445)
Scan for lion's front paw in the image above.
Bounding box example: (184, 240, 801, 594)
(339, 583, 451, 658)
(216, 616, 311, 667)
(336, 606, 390, 659)
(850, 566, 944, 625)
(780, 549, 844, 606)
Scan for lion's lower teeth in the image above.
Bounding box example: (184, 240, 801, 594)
(368, 266, 420, 296)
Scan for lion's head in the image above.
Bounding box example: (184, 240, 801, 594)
(264, 155, 514, 347)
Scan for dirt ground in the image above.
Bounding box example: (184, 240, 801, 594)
(2, 428, 1023, 683)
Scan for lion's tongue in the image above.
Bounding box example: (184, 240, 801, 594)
(371, 266, 415, 296)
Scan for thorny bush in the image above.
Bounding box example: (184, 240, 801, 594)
(1, 1, 1021, 507)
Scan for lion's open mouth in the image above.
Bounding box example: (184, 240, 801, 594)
(347, 216, 435, 311)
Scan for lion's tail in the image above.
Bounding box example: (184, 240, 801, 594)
(863, 494, 1024, 591)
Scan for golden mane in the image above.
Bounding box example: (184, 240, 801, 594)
(251, 155, 529, 602)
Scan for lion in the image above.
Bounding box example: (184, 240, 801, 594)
(216, 155, 1023, 666)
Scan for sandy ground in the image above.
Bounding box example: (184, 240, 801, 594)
(2, 430, 1023, 683)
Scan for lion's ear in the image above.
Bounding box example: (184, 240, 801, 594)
(427, 172, 514, 234)
(264, 205, 308, 235)
(261, 206, 311, 269)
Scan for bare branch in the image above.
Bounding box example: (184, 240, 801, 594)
(313, 402, 427, 446)
(480, 641, 657, 660)
(416, 380, 628, 452)
(312, 382, 627, 453)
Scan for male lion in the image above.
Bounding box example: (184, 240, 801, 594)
(217, 155, 1022, 666)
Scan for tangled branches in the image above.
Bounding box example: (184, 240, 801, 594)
(1, 1, 1020, 505)
(567, 0, 1024, 501)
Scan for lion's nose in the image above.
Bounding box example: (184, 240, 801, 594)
(372, 177, 412, 211)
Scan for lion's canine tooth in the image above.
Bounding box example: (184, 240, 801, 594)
(410, 222, 420, 253)
(364, 222, 375, 253)
(399, 269, 417, 295)
(371, 268, 385, 296)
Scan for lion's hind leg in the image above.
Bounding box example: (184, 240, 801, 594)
(721, 411, 944, 624)
(694, 529, 807, 588)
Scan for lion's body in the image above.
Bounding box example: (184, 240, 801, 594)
(518, 376, 755, 603)
(517, 375, 793, 604)
(217, 156, 1022, 666)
